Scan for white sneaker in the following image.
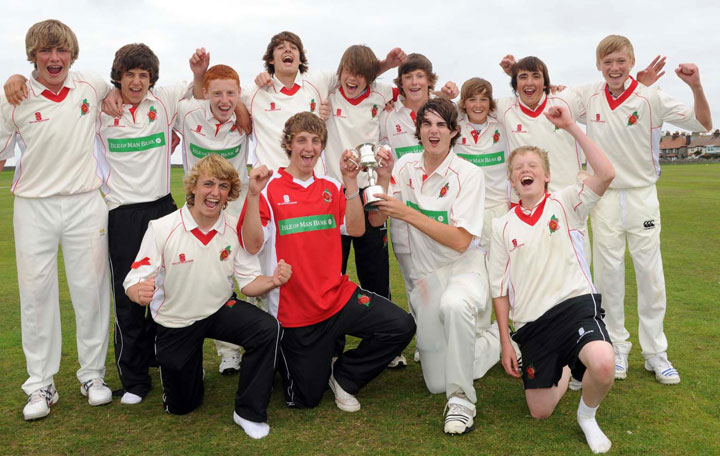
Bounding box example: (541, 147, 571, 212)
(645, 354, 680, 385)
(387, 354, 407, 369)
(80, 378, 112, 406)
(614, 352, 628, 380)
(444, 395, 476, 435)
(328, 374, 360, 412)
(23, 385, 59, 421)
(121, 391, 143, 405)
(413, 349, 421, 363)
(569, 376, 583, 391)
(219, 354, 242, 375)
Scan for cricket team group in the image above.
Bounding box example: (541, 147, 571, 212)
(0, 18, 710, 452)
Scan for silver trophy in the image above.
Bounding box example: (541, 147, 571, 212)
(348, 143, 389, 211)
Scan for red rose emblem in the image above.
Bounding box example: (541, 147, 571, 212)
(526, 366, 535, 379)
(220, 245, 231, 261)
(80, 98, 89, 116)
(371, 105, 378, 118)
(439, 183, 450, 198)
(357, 293, 371, 306)
(548, 215, 559, 234)
(225, 299, 236, 307)
(148, 110, 157, 121)
(310, 99, 316, 112)
(627, 111, 639, 126)
(493, 130, 500, 144)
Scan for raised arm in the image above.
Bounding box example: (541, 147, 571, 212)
(240, 259, 292, 297)
(241, 166, 273, 254)
(340, 149, 365, 237)
(544, 105, 615, 196)
(675, 63, 712, 131)
(378, 48, 407, 75)
(190, 47, 210, 99)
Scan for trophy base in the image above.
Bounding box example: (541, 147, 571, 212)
(363, 185, 384, 212)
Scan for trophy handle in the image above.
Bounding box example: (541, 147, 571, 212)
(347, 148, 362, 169)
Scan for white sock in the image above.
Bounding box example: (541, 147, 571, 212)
(234, 412, 270, 439)
(577, 397, 612, 454)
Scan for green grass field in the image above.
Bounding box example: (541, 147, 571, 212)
(0, 164, 718, 455)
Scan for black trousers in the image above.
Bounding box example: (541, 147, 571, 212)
(109, 194, 176, 397)
(155, 297, 280, 422)
(279, 288, 415, 409)
(341, 196, 390, 299)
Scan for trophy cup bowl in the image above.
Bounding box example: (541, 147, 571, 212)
(348, 143, 388, 211)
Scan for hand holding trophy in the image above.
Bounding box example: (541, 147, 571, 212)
(347, 143, 391, 211)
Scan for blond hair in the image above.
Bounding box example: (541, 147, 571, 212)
(596, 35, 635, 67)
(26, 19, 79, 66)
(184, 155, 241, 207)
(508, 146, 550, 191)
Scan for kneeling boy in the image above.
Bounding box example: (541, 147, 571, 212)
(241, 112, 415, 412)
(489, 105, 616, 453)
(124, 155, 290, 439)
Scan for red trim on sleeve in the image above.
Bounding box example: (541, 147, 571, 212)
(131, 257, 151, 269)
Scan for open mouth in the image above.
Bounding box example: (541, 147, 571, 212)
(282, 55, 294, 64)
(520, 176, 534, 186)
(346, 82, 358, 91)
(300, 153, 314, 165)
(204, 198, 220, 209)
(47, 65, 63, 75)
(428, 137, 440, 146)
(217, 104, 232, 113)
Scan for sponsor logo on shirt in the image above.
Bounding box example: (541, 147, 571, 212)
(456, 151, 505, 167)
(190, 143, 241, 159)
(277, 194, 297, 206)
(395, 144, 423, 158)
(334, 108, 346, 119)
(590, 113, 606, 124)
(172, 253, 194, 265)
(513, 124, 527, 134)
(406, 201, 448, 224)
(30, 111, 49, 124)
(577, 327, 595, 343)
(643, 219, 656, 230)
(265, 102, 280, 112)
(113, 118, 120, 127)
(278, 214, 337, 235)
(108, 132, 166, 153)
(509, 238, 525, 252)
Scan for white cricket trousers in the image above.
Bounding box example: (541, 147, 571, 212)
(412, 248, 494, 403)
(591, 185, 668, 357)
(15, 191, 111, 395)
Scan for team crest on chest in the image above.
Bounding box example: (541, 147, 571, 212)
(80, 99, 90, 116)
(493, 129, 500, 144)
(548, 214, 559, 234)
(219, 245, 232, 261)
(148, 106, 157, 122)
(323, 188, 332, 203)
(371, 104, 378, 118)
(310, 98, 317, 112)
(627, 111, 639, 126)
(439, 182, 450, 198)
